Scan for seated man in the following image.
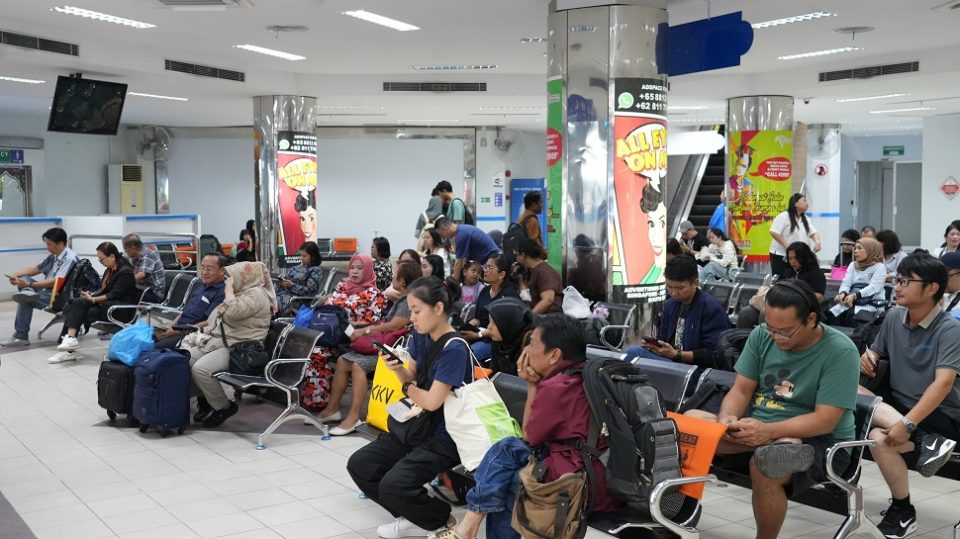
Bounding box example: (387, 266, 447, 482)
(122, 234, 166, 303)
(515, 239, 563, 314)
(679, 220, 708, 255)
(154, 254, 227, 349)
(627, 254, 730, 367)
(940, 252, 960, 319)
(686, 279, 859, 539)
(859, 253, 960, 539)
(433, 216, 499, 279)
(2, 227, 77, 347)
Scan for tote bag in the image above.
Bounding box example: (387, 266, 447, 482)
(365, 334, 412, 432)
(666, 412, 726, 499)
(444, 338, 522, 470)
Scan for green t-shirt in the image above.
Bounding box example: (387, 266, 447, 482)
(447, 198, 466, 223)
(735, 325, 859, 442)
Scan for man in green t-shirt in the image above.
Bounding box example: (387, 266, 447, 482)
(686, 279, 859, 539)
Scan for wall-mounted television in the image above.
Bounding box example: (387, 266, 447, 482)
(47, 76, 128, 135)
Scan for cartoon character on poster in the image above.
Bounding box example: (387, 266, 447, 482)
(728, 144, 755, 203)
(276, 132, 318, 256)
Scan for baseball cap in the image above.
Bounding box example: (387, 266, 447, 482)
(942, 252, 960, 271)
(679, 220, 695, 233)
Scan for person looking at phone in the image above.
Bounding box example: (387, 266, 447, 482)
(685, 278, 859, 539)
(274, 241, 323, 315)
(347, 276, 472, 539)
(625, 254, 729, 368)
(154, 253, 227, 349)
(460, 254, 520, 360)
(856, 253, 960, 538)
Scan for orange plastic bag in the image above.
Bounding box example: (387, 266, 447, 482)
(666, 412, 727, 499)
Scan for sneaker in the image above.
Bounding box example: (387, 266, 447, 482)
(47, 351, 79, 364)
(11, 290, 39, 304)
(57, 335, 80, 352)
(202, 401, 239, 428)
(0, 336, 29, 348)
(754, 443, 815, 478)
(377, 517, 436, 539)
(878, 502, 917, 538)
(916, 434, 957, 477)
(193, 398, 214, 423)
(428, 527, 468, 539)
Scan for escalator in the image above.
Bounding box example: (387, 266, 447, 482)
(686, 150, 725, 229)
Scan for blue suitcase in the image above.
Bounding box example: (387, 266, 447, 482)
(133, 348, 191, 437)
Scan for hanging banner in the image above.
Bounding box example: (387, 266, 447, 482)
(546, 77, 564, 272)
(726, 130, 792, 260)
(276, 130, 318, 267)
(610, 78, 668, 303)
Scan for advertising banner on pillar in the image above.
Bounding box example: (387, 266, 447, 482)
(727, 130, 792, 260)
(611, 78, 668, 303)
(546, 77, 564, 272)
(276, 130, 318, 267)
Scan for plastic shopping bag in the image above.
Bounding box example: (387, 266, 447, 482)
(108, 320, 155, 367)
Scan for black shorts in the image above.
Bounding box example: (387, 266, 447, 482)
(882, 393, 960, 442)
(789, 434, 851, 496)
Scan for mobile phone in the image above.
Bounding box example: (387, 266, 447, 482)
(642, 337, 660, 345)
(372, 341, 403, 365)
(172, 324, 199, 333)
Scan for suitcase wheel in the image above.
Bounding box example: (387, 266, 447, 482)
(139, 425, 148, 433)
(177, 427, 185, 435)
(107, 411, 117, 421)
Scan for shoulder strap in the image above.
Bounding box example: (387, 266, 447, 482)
(948, 294, 960, 313)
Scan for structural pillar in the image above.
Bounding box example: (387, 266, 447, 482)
(253, 96, 318, 271)
(725, 96, 795, 272)
(548, 0, 669, 337)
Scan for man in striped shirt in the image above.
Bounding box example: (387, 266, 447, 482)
(122, 234, 166, 303)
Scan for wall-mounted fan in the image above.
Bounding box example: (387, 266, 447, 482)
(493, 127, 525, 163)
(137, 126, 172, 161)
(811, 128, 840, 160)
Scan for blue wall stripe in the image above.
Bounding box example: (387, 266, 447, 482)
(0, 217, 62, 223)
(475, 216, 505, 222)
(807, 212, 840, 218)
(0, 247, 49, 254)
(125, 214, 198, 221)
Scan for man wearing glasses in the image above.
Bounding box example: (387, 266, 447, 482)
(153, 253, 227, 350)
(686, 279, 859, 539)
(859, 253, 960, 539)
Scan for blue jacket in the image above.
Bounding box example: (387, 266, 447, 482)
(657, 289, 730, 367)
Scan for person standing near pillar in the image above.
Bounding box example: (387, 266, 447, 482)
(769, 194, 821, 278)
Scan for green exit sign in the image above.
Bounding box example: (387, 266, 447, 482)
(883, 145, 905, 157)
(0, 149, 24, 163)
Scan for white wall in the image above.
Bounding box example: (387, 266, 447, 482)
(921, 114, 960, 250)
(474, 128, 547, 232)
(839, 133, 923, 234)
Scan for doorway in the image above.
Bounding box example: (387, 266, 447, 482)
(854, 160, 923, 249)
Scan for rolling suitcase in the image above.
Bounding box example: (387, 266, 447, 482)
(97, 360, 139, 426)
(133, 348, 191, 437)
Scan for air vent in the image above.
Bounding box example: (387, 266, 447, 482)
(383, 82, 486, 92)
(121, 165, 143, 182)
(0, 30, 78, 56)
(165, 59, 245, 82)
(153, 0, 252, 7)
(819, 61, 919, 82)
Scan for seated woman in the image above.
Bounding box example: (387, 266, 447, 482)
(301, 254, 386, 409)
(828, 237, 887, 327)
(460, 254, 519, 360)
(50, 241, 140, 363)
(833, 228, 860, 270)
(371, 236, 393, 291)
(428, 314, 621, 539)
(697, 227, 739, 282)
(398, 248, 421, 265)
(184, 261, 276, 427)
(422, 253, 446, 280)
(485, 297, 535, 375)
(275, 241, 323, 315)
(321, 260, 423, 435)
(459, 260, 485, 306)
(235, 229, 257, 262)
(876, 229, 907, 282)
(737, 241, 826, 329)
(419, 226, 451, 275)
(347, 276, 472, 539)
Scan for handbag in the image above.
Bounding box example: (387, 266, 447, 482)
(350, 327, 410, 355)
(293, 304, 349, 348)
(108, 319, 155, 366)
(367, 356, 407, 431)
(443, 338, 522, 470)
(220, 320, 269, 376)
(387, 333, 457, 446)
(512, 443, 596, 539)
(830, 265, 848, 280)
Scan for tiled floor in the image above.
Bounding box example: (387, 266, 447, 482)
(0, 302, 958, 538)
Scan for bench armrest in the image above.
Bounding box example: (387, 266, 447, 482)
(263, 357, 310, 390)
(106, 304, 147, 327)
(598, 324, 631, 351)
(649, 474, 717, 539)
(825, 439, 876, 491)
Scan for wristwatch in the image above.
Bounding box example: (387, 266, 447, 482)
(900, 417, 917, 433)
(402, 382, 414, 396)
(674, 348, 683, 362)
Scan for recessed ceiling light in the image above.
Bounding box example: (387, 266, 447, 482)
(0, 75, 45, 84)
(752, 12, 834, 29)
(51, 6, 156, 29)
(520, 37, 547, 43)
(410, 64, 497, 71)
(478, 106, 545, 110)
(316, 105, 385, 110)
(778, 47, 862, 60)
(836, 93, 910, 103)
(342, 10, 419, 32)
(128, 92, 188, 102)
(869, 107, 935, 114)
(234, 44, 305, 61)
(668, 105, 709, 110)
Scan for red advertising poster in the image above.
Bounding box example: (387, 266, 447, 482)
(276, 131, 317, 266)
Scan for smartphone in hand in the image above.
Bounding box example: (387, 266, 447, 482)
(372, 341, 403, 365)
(642, 337, 660, 346)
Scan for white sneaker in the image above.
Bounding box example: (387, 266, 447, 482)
(377, 517, 436, 539)
(48, 351, 78, 364)
(57, 335, 80, 352)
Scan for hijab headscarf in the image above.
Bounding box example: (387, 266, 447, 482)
(487, 297, 535, 375)
(226, 261, 278, 313)
(855, 238, 884, 271)
(340, 254, 377, 296)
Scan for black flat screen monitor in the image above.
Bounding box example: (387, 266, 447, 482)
(47, 76, 127, 135)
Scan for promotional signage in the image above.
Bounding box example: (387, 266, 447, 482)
(941, 177, 960, 201)
(546, 77, 564, 271)
(0, 149, 24, 164)
(610, 77, 668, 303)
(276, 131, 318, 267)
(727, 130, 793, 260)
(509, 178, 547, 250)
(883, 145, 905, 157)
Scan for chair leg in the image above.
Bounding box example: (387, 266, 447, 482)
(37, 315, 62, 340)
(832, 482, 884, 539)
(255, 388, 330, 450)
(954, 520, 959, 539)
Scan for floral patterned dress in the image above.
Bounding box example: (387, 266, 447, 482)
(301, 281, 386, 409)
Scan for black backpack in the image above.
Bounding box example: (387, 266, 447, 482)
(501, 215, 535, 260)
(73, 258, 102, 294)
(579, 357, 685, 520)
(451, 198, 475, 225)
(850, 309, 887, 354)
(712, 328, 753, 372)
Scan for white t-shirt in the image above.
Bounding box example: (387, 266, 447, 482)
(769, 211, 817, 256)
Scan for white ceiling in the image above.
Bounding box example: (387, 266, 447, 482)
(0, 0, 958, 134)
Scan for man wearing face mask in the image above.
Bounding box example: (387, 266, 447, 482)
(153, 254, 227, 349)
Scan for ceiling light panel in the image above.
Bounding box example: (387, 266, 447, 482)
(836, 93, 910, 103)
(668, 105, 709, 110)
(778, 47, 862, 60)
(410, 64, 497, 71)
(869, 107, 935, 114)
(752, 12, 834, 29)
(51, 6, 156, 29)
(129, 92, 188, 101)
(519, 37, 546, 43)
(0, 75, 45, 84)
(234, 44, 305, 61)
(342, 10, 419, 31)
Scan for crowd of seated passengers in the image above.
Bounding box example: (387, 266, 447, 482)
(459, 253, 520, 362)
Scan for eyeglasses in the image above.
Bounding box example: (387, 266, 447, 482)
(760, 322, 802, 341)
(949, 270, 960, 278)
(895, 278, 927, 287)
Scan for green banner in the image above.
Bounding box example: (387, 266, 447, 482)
(546, 77, 564, 271)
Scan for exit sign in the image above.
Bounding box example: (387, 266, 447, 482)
(883, 145, 905, 157)
(0, 149, 24, 164)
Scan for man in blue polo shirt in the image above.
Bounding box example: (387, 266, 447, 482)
(154, 253, 226, 349)
(433, 217, 499, 279)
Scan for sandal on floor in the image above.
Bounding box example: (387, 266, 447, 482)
(329, 420, 363, 436)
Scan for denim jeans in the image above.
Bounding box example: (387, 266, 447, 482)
(471, 340, 493, 361)
(467, 436, 531, 539)
(13, 278, 52, 338)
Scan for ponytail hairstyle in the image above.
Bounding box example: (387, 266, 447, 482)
(786, 193, 810, 234)
(407, 276, 460, 316)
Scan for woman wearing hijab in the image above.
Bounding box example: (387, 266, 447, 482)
(301, 254, 387, 409)
(485, 297, 535, 376)
(184, 261, 277, 427)
(831, 237, 887, 326)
